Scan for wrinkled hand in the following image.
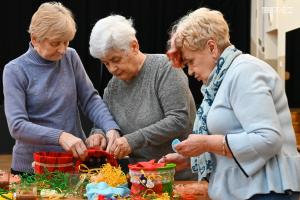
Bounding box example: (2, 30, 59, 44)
(175, 134, 207, 157)
(85, 132, 107, 149)
(110, 137, 132, 159)
(59, 132, 88, 160)
(174, 181, 209, 198)
(105, 129, 120, 154)
(158, 153, 190, 172)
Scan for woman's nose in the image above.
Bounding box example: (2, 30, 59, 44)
(110, 65, 118, 72)
(107, 64, 118, 73)
(188, 66, 194, 76)
(57, 43, 67, 54)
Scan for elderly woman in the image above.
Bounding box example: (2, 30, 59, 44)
(2, 2, 119, 174)
(87, 15, 196, 179)
(160, 7, 300, 200)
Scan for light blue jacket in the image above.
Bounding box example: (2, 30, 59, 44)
(206, 54, 300, 200)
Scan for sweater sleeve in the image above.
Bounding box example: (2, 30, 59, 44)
(124, 60, 195, 150)
(70, 50, 120, 133)
(226, 62, 282, 177)
(3, 65, 62, 145)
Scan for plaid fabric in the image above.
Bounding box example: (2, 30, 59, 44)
(33, 148, 117, 174)
(33, 152, 74, 174)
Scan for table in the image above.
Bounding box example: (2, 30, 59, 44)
(41, 181, 211, 200)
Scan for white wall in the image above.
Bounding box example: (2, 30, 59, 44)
(251, 0, 300, 82)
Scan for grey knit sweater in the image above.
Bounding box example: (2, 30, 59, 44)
(3, 44, 119, 172)
(103, 54, 196, 179)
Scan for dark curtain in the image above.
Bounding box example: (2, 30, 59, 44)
(0, 0, 250, 153)
(286, 28, 300, 108)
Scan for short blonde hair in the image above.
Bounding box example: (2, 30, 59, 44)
(28, 2, 76, 41)
(171, 7, 231, 52)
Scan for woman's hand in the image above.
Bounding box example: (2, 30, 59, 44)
(85, 132, 107, 149)
(105, 129, 121, 153)
(110, 137, 132, 159)
(158, 153, 190, 172)
(175, 134, 207, 157)
(59, 132, 88, 160)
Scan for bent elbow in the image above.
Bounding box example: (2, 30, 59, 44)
(261, 129, 283, 159)
(9, 120, 25, 140)
(173, 113, 193, 133)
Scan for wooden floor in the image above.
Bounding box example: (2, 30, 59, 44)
(0, 154, 12, 170)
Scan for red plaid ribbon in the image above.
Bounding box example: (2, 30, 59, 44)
(33, 148, 117, 174)
(33, 152, 74, 174)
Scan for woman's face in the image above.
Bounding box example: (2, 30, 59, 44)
(181, 41, 218, 84)
(32, 37, 69, 61)
(101, 48, 140, 81)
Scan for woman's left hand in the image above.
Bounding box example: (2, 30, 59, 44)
(112, 137, 132, 159)
(175, 134, 207, 157)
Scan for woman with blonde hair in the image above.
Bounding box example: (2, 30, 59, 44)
(3, 2, 119, 174)
(160, 7, 300, 199)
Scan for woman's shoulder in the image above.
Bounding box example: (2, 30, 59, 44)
(231, 54, 274, 71)
(223, 54, 282, 92)
(65, 47, 78, 58)
(4, 53, 28, 73)
(3, 56, 28, 84)
(145, 54, 189, 86)
(145, 54, 169, 69)
(228, 54, 279, 79)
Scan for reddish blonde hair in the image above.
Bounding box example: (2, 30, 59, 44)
(167, 7, 231, 67)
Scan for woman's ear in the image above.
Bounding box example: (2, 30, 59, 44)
(30, 35, 38, 47)
(130, 40, 139, 55)
(207, 39, 219, 59)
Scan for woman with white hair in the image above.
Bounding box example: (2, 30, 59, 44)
(87, 14, 196, 180)
(160, 7, 300, 200)
(3, 2, 119, 174)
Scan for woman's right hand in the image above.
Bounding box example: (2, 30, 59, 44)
(85, 133, 107, 149)
(59, 132, 88, 161)
(158, 153, 190, 172)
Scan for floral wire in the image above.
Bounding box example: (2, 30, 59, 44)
(19, 170, 84, 196)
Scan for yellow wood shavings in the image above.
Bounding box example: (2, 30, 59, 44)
(79, 163, 127, 187)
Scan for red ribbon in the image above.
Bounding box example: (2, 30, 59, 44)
(128, 159, 165, 171)
(75, 147, 118, 171)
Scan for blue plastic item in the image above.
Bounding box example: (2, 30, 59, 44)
(171, 138, 181, 152)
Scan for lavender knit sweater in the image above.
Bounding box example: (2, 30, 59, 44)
(3, 44, 119, 172)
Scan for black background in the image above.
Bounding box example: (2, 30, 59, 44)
(0, 0, 250, 153)
(286, 28, 300, 108)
